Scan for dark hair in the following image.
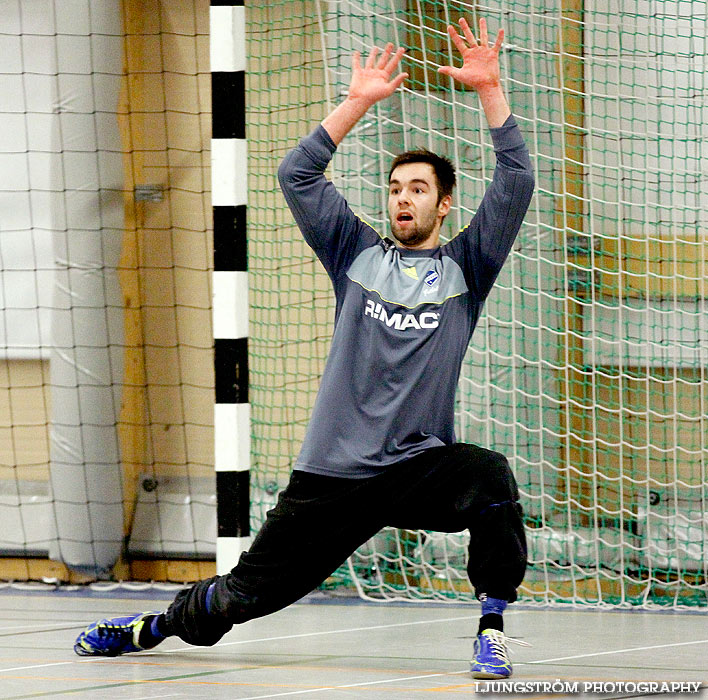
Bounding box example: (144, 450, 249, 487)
(388, 149, 456, 203)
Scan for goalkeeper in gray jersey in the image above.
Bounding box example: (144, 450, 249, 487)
(74, 17, 534, 680)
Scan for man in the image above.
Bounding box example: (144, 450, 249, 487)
(74, 17, 534, 679)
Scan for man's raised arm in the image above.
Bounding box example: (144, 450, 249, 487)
(277, 43, 407, 281)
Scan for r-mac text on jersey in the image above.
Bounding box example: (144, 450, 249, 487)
(364, 299, 440, 330)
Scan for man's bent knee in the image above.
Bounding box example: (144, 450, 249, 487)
(480, 451, 519, 503)
(455, 445, 519, 504)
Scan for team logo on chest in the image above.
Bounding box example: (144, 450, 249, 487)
(422, 269, 440, 296)
(364, 299, 440, 331)
(424, 270, 439, 286)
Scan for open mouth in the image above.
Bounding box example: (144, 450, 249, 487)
(397, 213, 413, 223)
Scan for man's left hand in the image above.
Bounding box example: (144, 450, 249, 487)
(438, 17, 503, 92)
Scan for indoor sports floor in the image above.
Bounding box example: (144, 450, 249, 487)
(0, 588, 705, 698)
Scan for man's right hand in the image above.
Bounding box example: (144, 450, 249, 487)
(347, 43, 408, 109)
(322, 43, 407, 146)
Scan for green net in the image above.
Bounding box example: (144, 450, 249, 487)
(246, 0, 707, 607)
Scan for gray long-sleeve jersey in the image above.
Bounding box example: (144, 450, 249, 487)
(278, 115, 534, 478)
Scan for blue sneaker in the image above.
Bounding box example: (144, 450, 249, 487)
(74, 611, 163, 656)
(471, 629, 514, 679)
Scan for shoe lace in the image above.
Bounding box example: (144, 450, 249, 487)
(97, 621, 133, 647)
(485, 629, 531, 661)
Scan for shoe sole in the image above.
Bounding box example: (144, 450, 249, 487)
(471, 670, 511, 680)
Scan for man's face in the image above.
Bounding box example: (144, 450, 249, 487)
(388, 162, 450, 249)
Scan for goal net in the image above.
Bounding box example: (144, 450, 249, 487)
(248, 0, 707, 607)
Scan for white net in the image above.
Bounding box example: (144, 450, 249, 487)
(0, 0, 215, 582)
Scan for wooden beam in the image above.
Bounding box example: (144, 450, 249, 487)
(0, 557, 216, 584)
(555, 0, 592, 525)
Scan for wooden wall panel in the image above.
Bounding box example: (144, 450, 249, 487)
(594, 235, 708, 300)
(0, 361, 50, 482)
(120, 0, 214, 500)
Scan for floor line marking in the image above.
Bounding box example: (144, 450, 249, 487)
(524, 637, 708, 665)
(216, 669, 472, 700)
(0, 622, 86, 636)
(0, 661, 73, 674)
(160, 610, 527, 654)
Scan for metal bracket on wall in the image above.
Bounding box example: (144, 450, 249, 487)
(134, 185, 164, 202)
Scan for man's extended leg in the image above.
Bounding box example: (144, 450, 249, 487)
(75, 470, 388, 655)
(161, 470, 391, 646)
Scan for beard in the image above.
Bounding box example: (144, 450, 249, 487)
(390, 208, 439, 247)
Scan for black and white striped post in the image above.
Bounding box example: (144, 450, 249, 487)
(210, 0, 250, 574)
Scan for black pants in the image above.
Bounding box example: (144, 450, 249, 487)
(163, 443, 527, 646)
